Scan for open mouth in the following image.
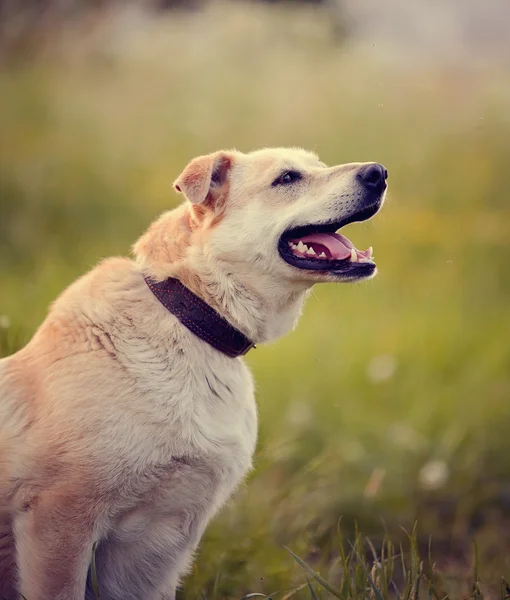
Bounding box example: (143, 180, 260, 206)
(278, 203, 380, 277)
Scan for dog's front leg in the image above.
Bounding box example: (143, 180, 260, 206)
(13, 488, 102, 600)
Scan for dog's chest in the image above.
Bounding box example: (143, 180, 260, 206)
(105, 331, 258, 543)
(108, 325, 258, 495)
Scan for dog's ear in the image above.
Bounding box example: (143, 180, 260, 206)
(173, 152, 233, 205)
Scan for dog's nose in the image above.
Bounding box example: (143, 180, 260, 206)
(356, 163, 388, 193)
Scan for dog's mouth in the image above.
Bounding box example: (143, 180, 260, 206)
(278, 203, 380, 279)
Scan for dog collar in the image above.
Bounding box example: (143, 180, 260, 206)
(144, 276, 256, 358)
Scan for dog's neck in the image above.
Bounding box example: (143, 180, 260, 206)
(133, 207, 311, 345)
(173, 258, 311, 345)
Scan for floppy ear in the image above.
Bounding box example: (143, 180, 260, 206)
(173, 152, 233, 205)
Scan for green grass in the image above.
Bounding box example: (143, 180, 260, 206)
(1, 3, 510, 597)
(85, 525, 510, 599)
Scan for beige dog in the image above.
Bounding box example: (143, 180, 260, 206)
(0, 147, 387, 600)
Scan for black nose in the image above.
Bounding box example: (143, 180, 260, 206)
(357, 163, 388, 193)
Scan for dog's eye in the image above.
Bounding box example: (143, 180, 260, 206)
(272, 171, 302, 186)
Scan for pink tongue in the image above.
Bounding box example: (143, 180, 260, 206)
(290, 233, 353, 260)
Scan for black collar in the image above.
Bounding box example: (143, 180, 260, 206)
(144, 276, 256, 358)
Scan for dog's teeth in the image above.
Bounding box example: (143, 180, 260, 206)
(306, 247, 316, 256)
(319, 252, 327, 258)
(350, 248, 357, 262)
(366, 246, 373, 259)
(358, 257, 370, 263)
(297, 241, 307, 253)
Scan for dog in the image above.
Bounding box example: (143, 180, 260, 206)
(0, 147, 387, 600)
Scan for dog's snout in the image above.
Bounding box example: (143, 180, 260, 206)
(356, 163, 388, 193)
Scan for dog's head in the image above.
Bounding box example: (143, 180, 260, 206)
(134, 148, 387, 289)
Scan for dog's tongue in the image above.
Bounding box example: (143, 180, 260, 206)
(290, 232, 353, 260)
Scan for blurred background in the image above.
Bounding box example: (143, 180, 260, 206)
(1, 0, 510, 597)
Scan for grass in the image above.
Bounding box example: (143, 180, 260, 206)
(1, 2, 510, 597)
(82, 525, 510, 599)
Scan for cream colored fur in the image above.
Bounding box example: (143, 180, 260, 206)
(0, 147, 386, 600)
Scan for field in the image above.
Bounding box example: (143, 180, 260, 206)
(1, 3, 510, 598)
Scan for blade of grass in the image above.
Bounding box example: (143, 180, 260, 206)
(353, 526, 365, 594)
(284, 546, 343, 599)
(391, 581, 401, 597)
(471, 539, 484, 600)
(305, 577, 319, 600)
(366, 537, 379, 564)
(281, 582, 312, 599)
(427, 536, 442, 600)
(383, 538, 396, 598)
(348, 542, 385, 600)
(413, 562, 423, 600)
(212, 567, 221, 599)
(400, 543, 407, 583)
(337, 525, 354, 598)
(409, 523, 420, 583)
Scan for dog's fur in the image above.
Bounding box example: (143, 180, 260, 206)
(0, 147, 386, 600)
